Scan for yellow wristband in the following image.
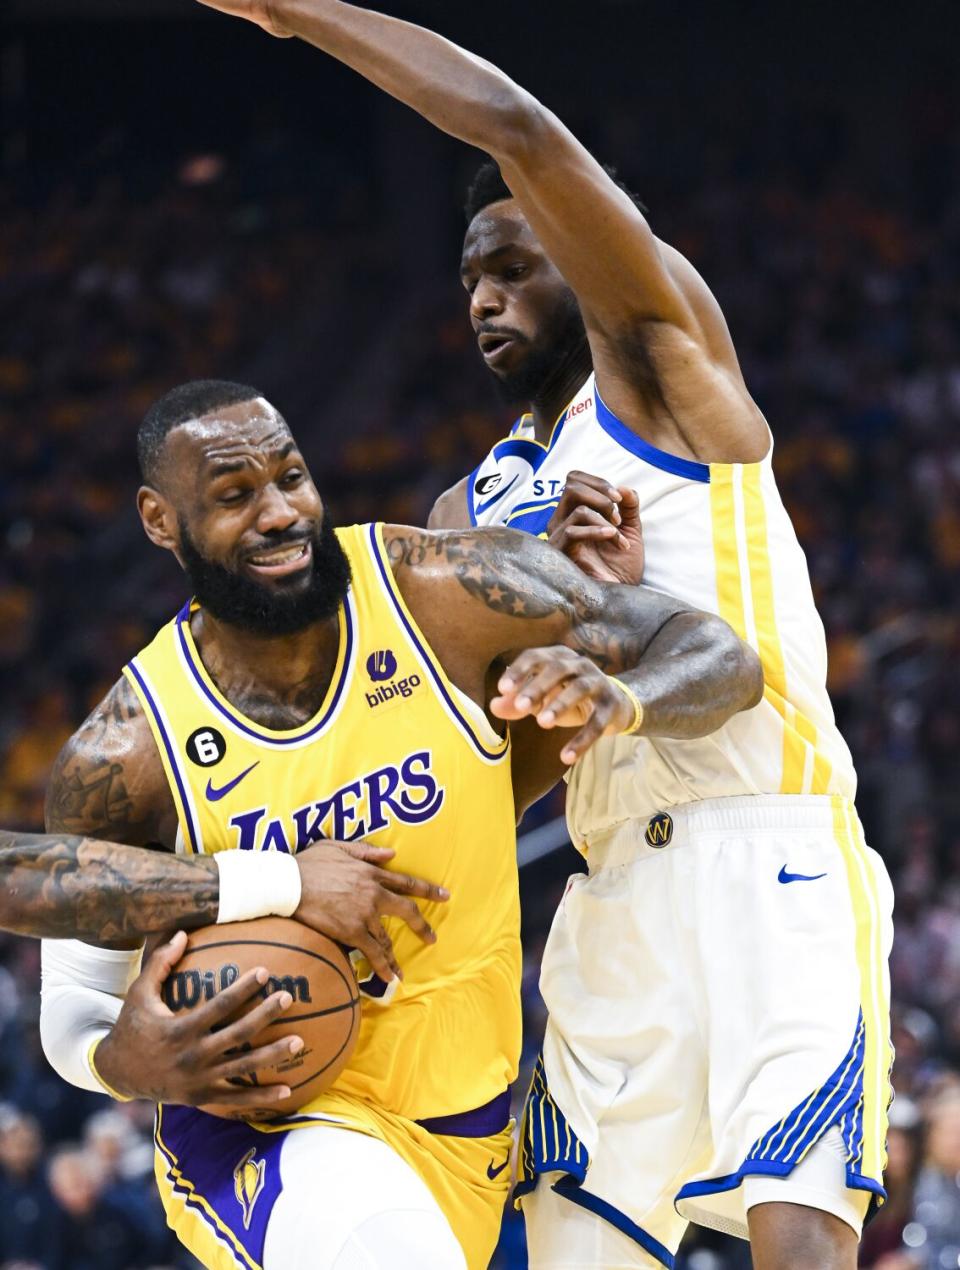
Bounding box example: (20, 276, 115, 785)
(87, 1038, 134, 1103)
(608, 676, 644, 736)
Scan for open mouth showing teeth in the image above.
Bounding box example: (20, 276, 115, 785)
(248, 544, 310, 567)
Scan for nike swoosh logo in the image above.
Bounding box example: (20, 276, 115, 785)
(206, 762, 259, 802)
(486, 1158, 509, 1181)
(476, 474, 520, 518)
(778, 865, 828, 885)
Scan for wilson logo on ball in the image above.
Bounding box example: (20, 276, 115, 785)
(162, 963, 313, 1011)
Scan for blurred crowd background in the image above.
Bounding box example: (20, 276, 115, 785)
(1, 1, 959, 1266)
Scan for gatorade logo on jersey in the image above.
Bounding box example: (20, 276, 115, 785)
(228, 750, 445, 852)
(365, 648, 422, 710)
(475, 473, 503, 497)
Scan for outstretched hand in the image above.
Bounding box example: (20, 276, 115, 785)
(547, 473, 644, 586)
(195, 0, 292, 36)
(491, 647, 636, 765)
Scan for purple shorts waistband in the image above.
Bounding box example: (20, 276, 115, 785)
(415, 1089, 511, 1138)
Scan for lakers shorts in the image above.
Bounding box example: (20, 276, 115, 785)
(155, 1091, 513, 1270)
(517, 795, 893, 1266)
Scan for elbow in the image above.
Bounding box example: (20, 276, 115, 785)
(738, 641, 765, 712)
(481, 86, 553, 163)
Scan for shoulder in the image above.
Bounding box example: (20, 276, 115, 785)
(45, 676, 175, 847)
(427, 475, 472, 530)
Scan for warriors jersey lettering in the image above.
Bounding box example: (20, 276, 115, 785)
(468, 374, 858, 847)
(124, 523, 521, 1124)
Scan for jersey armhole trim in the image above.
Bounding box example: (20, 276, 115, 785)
(466, 463, 481, 527)
(366, 523, 509, 764)
(594, 383, 711, 483)
(124, 658, 201, 855)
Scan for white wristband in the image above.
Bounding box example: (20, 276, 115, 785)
(215, 851, 302, 925)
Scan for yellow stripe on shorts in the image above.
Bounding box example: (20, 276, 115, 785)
(831, 797, 892, 1184)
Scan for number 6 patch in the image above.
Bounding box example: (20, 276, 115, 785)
(186, 726, 227, 767)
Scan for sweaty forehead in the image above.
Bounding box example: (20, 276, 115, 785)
(461, 201, 540, 271)
(168, 399, 297, 474)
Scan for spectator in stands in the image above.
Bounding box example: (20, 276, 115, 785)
(46, 1146, 152, 1270)
(904, 1088, 960, 1269)
(0, 1107, 58, 1270)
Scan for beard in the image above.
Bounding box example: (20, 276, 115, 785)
(178, 515, 352, 637)
(492, 289, 589, 405)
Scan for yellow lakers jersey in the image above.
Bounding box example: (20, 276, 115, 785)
(125, 523, 521, 1123)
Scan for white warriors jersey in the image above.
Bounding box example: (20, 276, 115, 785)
(467, 373, 857, 848)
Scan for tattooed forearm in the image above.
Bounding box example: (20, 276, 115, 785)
(388, 523, 761, 736)
(619, 611, 763, 738)
(0, 832, 219, 943)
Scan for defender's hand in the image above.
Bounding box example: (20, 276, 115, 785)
(547, 473, 644, 585)
(195, 0, 292, 37)
(491, 648, 636, 764)
(94, 932, 303, 1110)
(294, 841, 449, 983)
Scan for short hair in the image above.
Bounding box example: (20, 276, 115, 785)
(464, 158, 648, 226)
(138, 379, 263, 486)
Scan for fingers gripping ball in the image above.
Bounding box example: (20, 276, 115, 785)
(164, 918, 360, 1117)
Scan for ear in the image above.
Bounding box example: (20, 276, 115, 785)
(138, 486, 180, 557)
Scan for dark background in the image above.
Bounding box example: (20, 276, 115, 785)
(1, 2, 959, 1267)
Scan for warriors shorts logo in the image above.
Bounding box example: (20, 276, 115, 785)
(234, 1148, 266, 1230)
(645, 812, 674, 848)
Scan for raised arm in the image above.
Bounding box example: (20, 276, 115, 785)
(198, 0, 767, 460)
(201, 0, 687, 327)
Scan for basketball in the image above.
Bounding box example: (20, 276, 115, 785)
(163, 917, 361, 1118)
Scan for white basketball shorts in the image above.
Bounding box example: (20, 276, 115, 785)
(516, 795, 894, 1267)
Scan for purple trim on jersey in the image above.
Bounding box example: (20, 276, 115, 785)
(156, 1105, 283, 1269)
(126, 658, 201, 854)
(594, 385, 711, 483)
(175, 599, 354, 746)
(366, 524, 507, 763)
(416, 1088, 511, 1137)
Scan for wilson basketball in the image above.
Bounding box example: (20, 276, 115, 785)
(163, 917, 361, 1118)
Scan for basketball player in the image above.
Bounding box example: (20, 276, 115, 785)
(194, 4, 896, 1269)
(41, 380, 760, 1270)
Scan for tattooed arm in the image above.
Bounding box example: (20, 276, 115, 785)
(45, 677, 177, 852)
(386, 525, 763, 813)
(0, 831, 220, 944)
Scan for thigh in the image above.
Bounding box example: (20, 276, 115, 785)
(677, 808, 892, 1235)
(263, 1126, 466, 1270)
(748, 1200, 859, 1270)
(523, 1176, 664, 1270)
(521, 853, 707, 1265)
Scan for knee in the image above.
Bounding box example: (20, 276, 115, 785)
(749, 1203, 857, 1270)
